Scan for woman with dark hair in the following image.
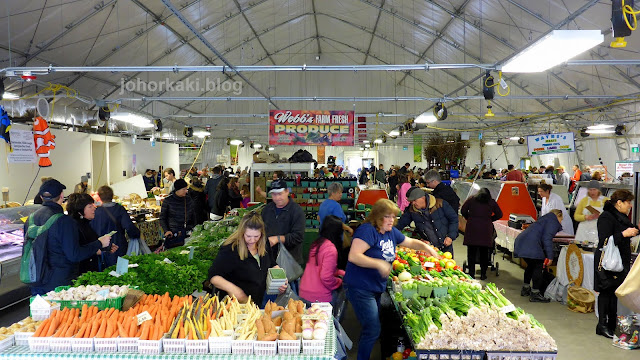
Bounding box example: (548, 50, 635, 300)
(211, 176, 230, 219)
(388, 168, 398, 201)
(300, 215, 346, 304)
(66, 193, 116, 274)
(228, 177, 243, 209)
(396, 174, 411, 211)
(595, 189, 638, 338)
(461, 188, 503, 279)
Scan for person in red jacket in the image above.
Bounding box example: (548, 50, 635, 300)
(505, 164, 526, 182)
(300, 215, 345, 304)
(461, 188, 503, 279)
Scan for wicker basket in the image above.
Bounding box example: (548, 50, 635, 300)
(567, 285, 595, 313)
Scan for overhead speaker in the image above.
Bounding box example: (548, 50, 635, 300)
(153, 119, 162, 132)
(518, 137, 525, 144)
(483, 71, 495, 100)
(615, 124, 627, 136)
(497, 139, 503, 146)
(433, 102, 448, 121)
(98, 106, 110, 121)
(580, 128, 590, 138)
(183, 126, 193, 137)
(226, 138, 231, 145)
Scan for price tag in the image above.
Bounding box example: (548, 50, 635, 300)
(136, 311, 153, 325)
(425, 262, 435, 268)
(96, 289, 110, 298)
(109, 270, 121, 277)
(500, 304, 516, 314)
(163, 258, 173, 264)
(116, 257, 129, 275)
(188, 246, 195, 261)
(179, 250, 190, 255)
(128, 263, 139, 268)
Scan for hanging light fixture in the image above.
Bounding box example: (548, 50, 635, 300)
(230, 139, 243, 145)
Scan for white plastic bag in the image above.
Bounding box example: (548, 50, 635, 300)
(601, 236, 624, 272)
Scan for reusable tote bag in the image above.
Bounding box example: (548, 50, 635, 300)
(616, 258, 640, 313)
(276, 242, 303, 282)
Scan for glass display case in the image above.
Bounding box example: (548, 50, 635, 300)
(0, 205, 41, 309)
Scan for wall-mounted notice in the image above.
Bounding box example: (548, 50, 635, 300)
(527, 132, 575, 156)
(7, 130, 37, 163)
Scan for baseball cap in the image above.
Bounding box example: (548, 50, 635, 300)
(39, 179, 66, 200)
(405, 186, 427, 202)
(269, 179, 288, 194)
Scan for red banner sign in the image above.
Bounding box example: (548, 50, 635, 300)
(269, 110, 354, 146)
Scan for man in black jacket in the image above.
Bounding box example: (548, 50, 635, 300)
(159, 179, 195, 249)
(424, 169, 460, 213)
(261, 179, 305, 263)
(28, 179, 109, 295)
(205, 166, 223, 220)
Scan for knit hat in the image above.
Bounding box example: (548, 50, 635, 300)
(174, 179, 189, 191)
(80, 175, 89, 183)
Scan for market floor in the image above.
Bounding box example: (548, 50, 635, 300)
(341, 239, 639, 360)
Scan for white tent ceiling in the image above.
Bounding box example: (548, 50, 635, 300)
(1, 0, 640, 144)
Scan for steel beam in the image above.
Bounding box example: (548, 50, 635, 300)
(231, 0, 276, 65)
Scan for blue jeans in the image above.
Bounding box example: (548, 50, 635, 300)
(346, 286, 381, 360)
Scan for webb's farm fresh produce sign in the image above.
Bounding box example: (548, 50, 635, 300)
(269, 110, 354, 146)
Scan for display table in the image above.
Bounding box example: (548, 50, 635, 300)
(493, 220, 574, 253)
(556, 246, 595, 290)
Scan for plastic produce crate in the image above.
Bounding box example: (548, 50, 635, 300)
(254, 340, 277, 355)
(49, 337, 73, 352)
(162, 337, 185, 353)
(42, 286, 126, 310)
(277, 336, 301, 355)
(94, 337, 118, 352)
(117, 337, 139, 352)
(14, 332, 34, 346)
(185, 339, 209, 354)
(415, 349, 485, 360)
(71, 337, 94, 352)
(486, 351, 558, 360)
(209, 333, 233, 354)
(0, 335, 14, 352)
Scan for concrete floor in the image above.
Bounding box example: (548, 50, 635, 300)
(1, 239, 637, 359)
(341, 239, 639, 360)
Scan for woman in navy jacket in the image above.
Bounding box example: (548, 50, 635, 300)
(514, 210, 563, 303)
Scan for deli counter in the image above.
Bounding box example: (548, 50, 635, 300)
(0, 205, 41, 309)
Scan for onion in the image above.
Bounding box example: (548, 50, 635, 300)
(314, 321, 328, 331)
(312, 328, 327, 340)
(302, 328, 313, 340)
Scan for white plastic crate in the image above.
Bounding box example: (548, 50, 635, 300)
(14, 332, 34, 346)
(185, 339, 209, 354)
(208, 334, 232, 354)
(162, 337, 185, 353)
(70, 337, 94, 352)
(486, 352, 557, 360)
(31, 303, 60, 321)
(0, 335, 15, 352)
(28, 336, 50, 352)
(254, 340, 277, 356)
(138, 338, 163, 355)
(117, 337, 138, 352)
(302, 338, 326, 355)
(231, 333, 255, 355)
(49, 337, 72, 352)
(94, 337, 118, 352)
(277, 336, 301, 355)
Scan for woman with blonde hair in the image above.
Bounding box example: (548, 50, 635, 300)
(208, 212, 287, 304)
(344, 199, 437, 360)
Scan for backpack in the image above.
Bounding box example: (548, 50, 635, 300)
(19, 212, 63, 285)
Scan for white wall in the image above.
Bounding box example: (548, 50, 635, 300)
(0, 124, 179, 204)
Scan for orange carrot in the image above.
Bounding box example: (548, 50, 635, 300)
(177, 323, 185, 339)
(55, 323, 69, 338)
(34, 318, 50, 337)
(88, 320, 99, 338)
(96, 319, 107, 338)
(129, 319, 137, 338)
(139, 321, 150, 341)
(45, 318, 59, 337)
(105, 320, 115, 338)
(64, 323, 77, 337)
(76, 323, 88, 338)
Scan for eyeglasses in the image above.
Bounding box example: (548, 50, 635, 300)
(383, 215, 396, 219)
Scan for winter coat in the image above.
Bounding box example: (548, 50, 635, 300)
(300, 239, 345, 303)
(261, 199, 306, 265)
(461, 197, 503, 247)
(205, 174, 222, 211)
(513, 213, 561, 260)
(595, 201, 635, 291)
(159, 193, 195, 233)
(91, 202, 140, 266)
(75, 218, 102, 274)
(396, 196, 459, 251)
(397, 182, 411, 211)
(143, 175, 157, 191)
(187, 185, 209, 225)
(27, 202, 102, 295)
(432, 182, 461, 212)
(228, 188, 243, 209)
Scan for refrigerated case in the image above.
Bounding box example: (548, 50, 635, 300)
(0, 205, 41, 309)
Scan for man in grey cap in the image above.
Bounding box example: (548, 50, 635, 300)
(395, 186, 459, 254)
(74, 175, 90, 194)
(27, 179, 110, 295)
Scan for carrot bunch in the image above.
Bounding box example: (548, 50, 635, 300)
(32, 292, 192, 340)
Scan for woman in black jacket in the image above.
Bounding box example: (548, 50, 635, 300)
(228, 177, 243, 209)
(388, 169, 398, 201)
(67, 193, 116, 274)
(211, 177, 230, 219)
(595, 190, 638, 338)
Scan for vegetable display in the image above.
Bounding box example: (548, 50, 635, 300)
(0, 317, 43, 339)
(44, 285, 128, 301)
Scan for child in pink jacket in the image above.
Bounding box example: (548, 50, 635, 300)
(300, 216, 346, 304)
(397, 174, 411, 211)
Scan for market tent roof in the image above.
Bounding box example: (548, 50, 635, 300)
(1, 0, 639, 143)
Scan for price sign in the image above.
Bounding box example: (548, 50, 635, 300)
(136, 311, 153, 325)
(163, 258, 173, 264)
(500, 304, 516, 314)
(116, 257, 129, 275)
(96, 289, 109, 298)
(188, 246, 195, 260)
(109, 271, 121, 278)
(424, 262, 435, 268)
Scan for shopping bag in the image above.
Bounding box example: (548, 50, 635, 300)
(126, 238, 152, 255)
(616, 257, 640, 313)
(276, 242, 303, 282)
(601, 236, 624, 272)
(613, 315, 640, 349)
(275, 286, 300, 307)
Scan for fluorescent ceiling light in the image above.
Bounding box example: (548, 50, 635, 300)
(389, 130, 400, 136)
(587, 124, 615, 130)
(509, 136, 520, 140)
(194, 131, 211, 138)
(111, 112, 154, 128)
(501, 30, 603, 73)
(254, 143, 262, 149)
(268, 146, 275, 151)
(374, 139, 383, 144)
(363, 140, 370, 143)
(2, 92, 19, 100)
(585, 129, 615, 134)
(230, 139, 243, 145)
(485, 141, 497, 145)
(414, 111, 437, 123)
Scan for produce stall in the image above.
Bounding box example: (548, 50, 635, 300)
(388, 246, 558, 360)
